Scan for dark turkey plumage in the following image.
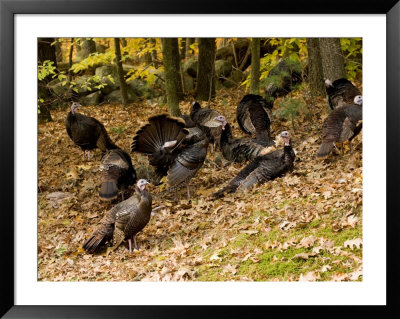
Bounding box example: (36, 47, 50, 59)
(132, 114, 215, 200)
(264, 59, 303, 107)
(325, 78, 361, 110)
(216, 117, 272, 163)
(236, 94, 274, 146)
(180, 114, 196, 128)
(317, 96, 363, 157)
(65, 102, 117, 160)
(213, 131, 295, 198)
(190, 101, 224, 151)
(99, 148, 137, 201)
(83, 179, 152, 254)
(168, 130, 209, 199)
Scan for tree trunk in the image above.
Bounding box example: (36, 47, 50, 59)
(54, 39, 63, 63)
(144, 38, 153, 64)
(185, 38, 195, 59)
(38, 37, 57, 122)
(38, 38, 58, 68)
(169, 38, 184, 100)
(114, 38, 128, 105)
(306, 38, 325, 96)
(319, 38, 346, 81)
(250, 38, 261, 95)
(149, 38, 158, 67)
(196, 38, 216, 102)
(180, 38, 186, 61)
(68, 38, 74, 81)
(161, 38, 181, 116)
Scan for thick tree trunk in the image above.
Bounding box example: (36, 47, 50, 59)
(250, 38, 261, 95)
(38, 38, 57, 122)
(196, 38, 216, 102)
(114, 38, 128, 105)
(319, 38, 346, 81)
(38, 38, 58, 68)
(306, 38, 325, 96)
(161, 38, 181, 116)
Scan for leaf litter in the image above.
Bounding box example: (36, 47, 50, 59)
(38, 88, 363, 282)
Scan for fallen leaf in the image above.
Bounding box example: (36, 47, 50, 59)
(299, 271, 319, 282)
(321, 265, 331, 272)
(344, 238, 362, 250)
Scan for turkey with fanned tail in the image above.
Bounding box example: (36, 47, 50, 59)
(213, 131, 295, 198)
(65, 102, 117, 160)
(83, 179, 152, 254)
(132, 114, 219, 200)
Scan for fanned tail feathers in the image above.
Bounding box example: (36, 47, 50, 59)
(99, 180, 118, 200)
(132, 114, 188, 154)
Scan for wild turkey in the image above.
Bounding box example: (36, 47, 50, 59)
(180, 114, 196, 128)
(317, 95, 363, 157)
(132, 114, 216, 200)
(65, 102, 117, 160)
(190, 101, 224, 151)
(83, 179, 152, 254)
(214, 116, 273, 163)
(167, 128, 209, 200)
(99, 148, 137, 201)
(264, 59, 303, 107)
(325, 78, 361, 110)
(236, 94, 274, 145)
(213, 131, 295, 198)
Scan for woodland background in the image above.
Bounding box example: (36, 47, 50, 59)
(38, 37, 363, 281)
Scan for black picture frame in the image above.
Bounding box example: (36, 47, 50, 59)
(1, 0, 399, 318)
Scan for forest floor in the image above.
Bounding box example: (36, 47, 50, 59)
(38, 87, 363, 282)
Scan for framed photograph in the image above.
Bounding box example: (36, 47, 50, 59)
(1, 0, 398, 317)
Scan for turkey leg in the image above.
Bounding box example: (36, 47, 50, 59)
(186, 183, 191, 199)
(128, 239, 132, 253)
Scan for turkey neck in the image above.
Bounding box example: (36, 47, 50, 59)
(135, 187, 152, 215)
(220, 123, 233, 145)
(283, 142, 295, 168)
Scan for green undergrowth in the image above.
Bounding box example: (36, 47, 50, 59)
(195, 196, 362, 281)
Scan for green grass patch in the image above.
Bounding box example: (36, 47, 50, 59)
(110, 126, 125, 134)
